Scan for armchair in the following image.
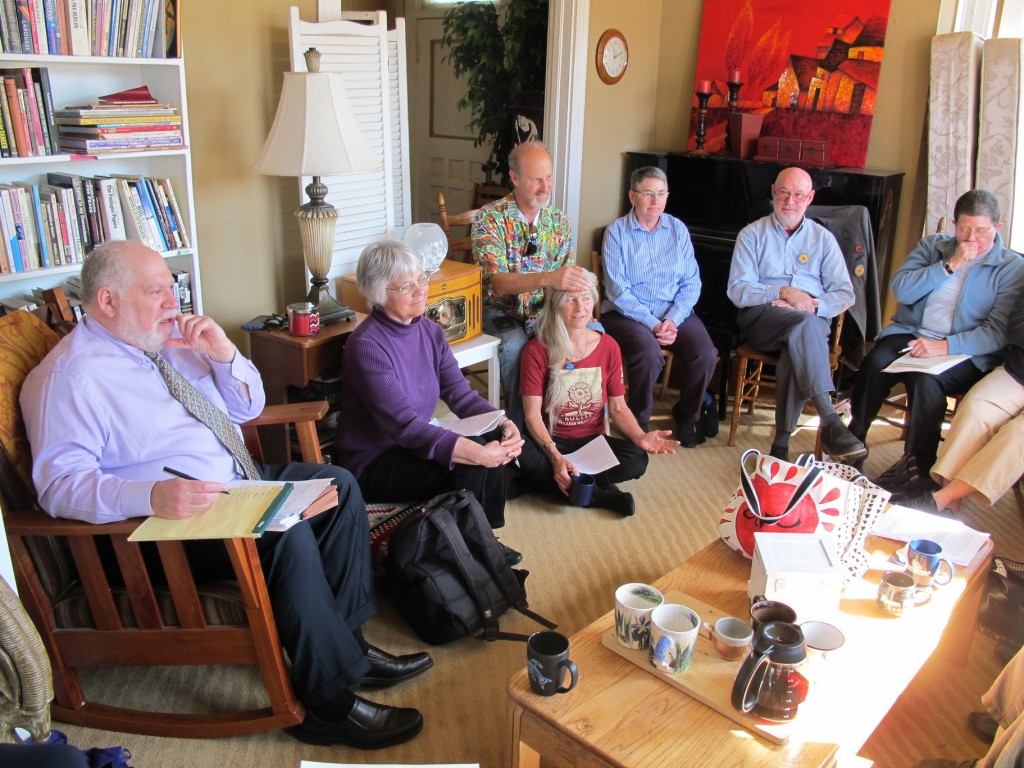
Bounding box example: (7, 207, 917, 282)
(0, 308, 330, 738)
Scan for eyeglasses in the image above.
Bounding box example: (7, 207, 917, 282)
(955, 225, 994, 238)
(386, 272, 429, 296)
(773, 188, 811, 202)
(524, 225, 539, 256)
(633, 190, 669, 200)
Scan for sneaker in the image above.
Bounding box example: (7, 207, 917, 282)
(699, 392, 719, 438)
(673, 403, 704, 448)
(819, 420, 868, 463)
(897, 489, 940, 514)
(890, 476, 941, 504)
(497, 541, 523, 566)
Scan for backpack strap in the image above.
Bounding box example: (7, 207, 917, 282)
(739, 448, 822, 523)
(423, 500, 504, 641)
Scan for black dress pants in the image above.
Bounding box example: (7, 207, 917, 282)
(517, 432, 649, 498)
(849, 334, 985, 474)
(357, 430, 508, 528)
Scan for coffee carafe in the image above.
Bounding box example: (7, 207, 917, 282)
(731, 621, 809, 722)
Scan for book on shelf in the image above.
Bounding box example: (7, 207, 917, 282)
(5, 183, 40, 269)
(45, 172, 91, 255)
(0, 0, 19, 53)
(0, 293, 39, 312)
(40, 183, 82, 263)
(172, 269, 191, 313)
(58, 134, 183, 153)
(0, 79, 16, 158)
(156, 178, 188, 248)
(29, 0, 45, 56)
(64, 0, 88, 55)
(93, 176, 127, 242)
(12, 181, 50, 268)
(1, 75, 30, 158)
(55, 114, 181, 126)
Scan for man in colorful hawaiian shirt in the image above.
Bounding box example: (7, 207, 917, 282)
(473, 140, 589, 426)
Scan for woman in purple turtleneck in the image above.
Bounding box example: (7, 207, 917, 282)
(335, 241, 526, 564)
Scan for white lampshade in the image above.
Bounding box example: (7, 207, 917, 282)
(253, 70, 378, 177)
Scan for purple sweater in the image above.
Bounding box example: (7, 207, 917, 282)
(336, 308, 494, 478)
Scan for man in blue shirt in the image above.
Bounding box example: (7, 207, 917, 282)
(848, 189, 1024, 498)
(727, 166, 864, 462)
(600, 166, 719, 445)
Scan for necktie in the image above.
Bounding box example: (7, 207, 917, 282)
(145, 352, 262, 480)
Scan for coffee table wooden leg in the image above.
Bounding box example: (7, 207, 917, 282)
(508, 700, 541, 768)
(940, 552, 989, 666)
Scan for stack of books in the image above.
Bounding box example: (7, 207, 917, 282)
(55, 86, 183, 155)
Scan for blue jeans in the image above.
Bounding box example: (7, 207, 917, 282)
(483, 308, 529, 429)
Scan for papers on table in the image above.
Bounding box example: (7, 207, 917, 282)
(882, 352, 971, 375)
(301, 763, 478, 768)
(430, 409, 505, 436)
(563, 435, 620, 475)
(870, 504, 990, 566)
(129, 483, 293, 541)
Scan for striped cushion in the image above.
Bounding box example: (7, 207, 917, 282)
(53, 581, 248, 628)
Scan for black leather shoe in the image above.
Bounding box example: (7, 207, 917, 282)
(673, 403, 704, 447)
(819, 420, 867, 463)
(968, 710, 998, 744)
(768, 444, 789, 461)
(498, 540, 523, 566)
(360, 645, 434, 689)
(288, 695, 423, 749)
(700, 394, 719, 438)
(876, 453, 917, 488)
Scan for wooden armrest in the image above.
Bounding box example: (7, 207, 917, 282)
(3, 509, 143, 536)
(244, 401, 329, 428)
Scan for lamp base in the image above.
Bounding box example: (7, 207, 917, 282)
(308, 283, 355, 323)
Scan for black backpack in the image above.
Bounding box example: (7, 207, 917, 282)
(384, 489, 555, 645)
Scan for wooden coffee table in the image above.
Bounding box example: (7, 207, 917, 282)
(507, 534, 993, 768)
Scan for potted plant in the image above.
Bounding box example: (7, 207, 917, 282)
(440, 0, 549, 185)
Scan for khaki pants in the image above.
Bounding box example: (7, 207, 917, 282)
(930, 366, 1024, 506)
(980, 643, 1024, 767)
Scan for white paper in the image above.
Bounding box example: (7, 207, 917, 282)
(562, 435, 620, 475)
(430, 409, 505, 436)
(870, 504, 990, 566)
(230, 478, 333, 532)
(881, 352, 971, 375)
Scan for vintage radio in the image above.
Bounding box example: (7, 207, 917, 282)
(340, 260, 483, 343)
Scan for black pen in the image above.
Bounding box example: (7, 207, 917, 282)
(163, 466, 231, 495)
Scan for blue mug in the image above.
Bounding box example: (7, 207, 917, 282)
(907, 539, 955, 588)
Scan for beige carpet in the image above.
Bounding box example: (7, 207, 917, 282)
(55, 402, 1024, 768)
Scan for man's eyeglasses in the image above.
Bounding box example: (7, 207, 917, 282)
(955, 225, 994, 238)
(634, 190, 670, 200)
(386, 272, 429, 296)
(772, 188, 811, 203)
(524, 225, 539, 256)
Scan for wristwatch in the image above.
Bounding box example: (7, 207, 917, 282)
(942, 259, 954, 275)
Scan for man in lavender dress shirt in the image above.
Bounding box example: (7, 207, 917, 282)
(20, 240, 430, 750)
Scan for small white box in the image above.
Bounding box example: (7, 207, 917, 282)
(747, 532, 846, 622)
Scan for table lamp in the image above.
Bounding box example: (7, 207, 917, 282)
(253, 48, 379, 323)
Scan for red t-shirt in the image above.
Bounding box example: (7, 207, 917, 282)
(520, 333, 625, 440)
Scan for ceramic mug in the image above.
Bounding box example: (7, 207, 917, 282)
(700, 616, 754, 661)
(570, 473, 596, 506)
(649, 603, 701, 674)
(527, 630, 579, 696)
(614, 583, 665, 650)
(800, 620, 845, 685)
(907, 539, 955, 588)
(877, 570, 932, 616)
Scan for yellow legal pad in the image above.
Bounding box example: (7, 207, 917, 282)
(128, 483, 293, 541)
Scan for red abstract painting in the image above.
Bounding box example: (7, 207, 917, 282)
(688, 0, 893, 168)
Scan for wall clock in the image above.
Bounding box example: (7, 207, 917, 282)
(596, 29, 628, 85)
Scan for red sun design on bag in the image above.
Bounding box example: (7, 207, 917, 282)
(720, 458, 845, 557)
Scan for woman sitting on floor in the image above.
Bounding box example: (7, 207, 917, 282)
(904, 291, 1024, 516)
(513, 271, 679, 516)
(335, 240, 525, 563)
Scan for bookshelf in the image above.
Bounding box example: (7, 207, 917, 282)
(0, 48, 200, 313)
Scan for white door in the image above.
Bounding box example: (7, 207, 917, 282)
(405, 2, 492, 226)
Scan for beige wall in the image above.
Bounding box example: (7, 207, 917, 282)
(185, 0, 939, 349)
(577, 0, 664, 262)
(581, 0, 937, 313)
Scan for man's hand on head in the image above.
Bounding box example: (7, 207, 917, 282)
(151, 478, 228, 519)
(546, 265, 591, 293)
(164, 314, 237, 364)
